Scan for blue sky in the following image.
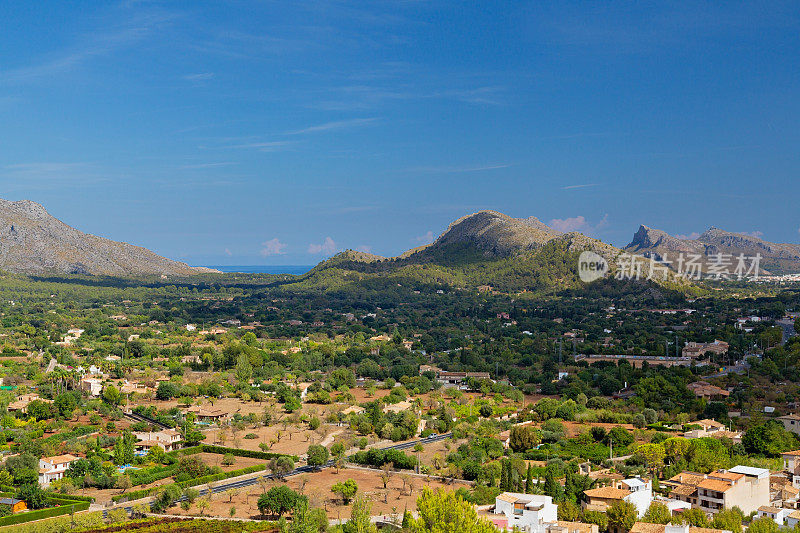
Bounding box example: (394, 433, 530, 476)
(1, 1, 798, 265)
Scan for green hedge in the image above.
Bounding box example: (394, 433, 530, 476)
(166, 444, 296, 462)
(0, 501, 90, 527)
(199, 445, 297, 461)
(112, 463, 268, 503)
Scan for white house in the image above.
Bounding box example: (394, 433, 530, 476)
(620, 478, 653, 517)
(757, 506, 791, 525)
(80, 377, 103, 397)
(493, 492, 558, 532)
(38, 454, 78, 487)
(133, 429, 182, 452)
(786, 510, 800, 529)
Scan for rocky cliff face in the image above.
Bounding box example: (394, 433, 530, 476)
(0, 199, 212, 276)
(625, 224, 800, 275)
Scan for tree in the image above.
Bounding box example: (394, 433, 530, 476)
(542, 465, 563, 502)
(633, 443, 666, 475)
(509, 425, 542, 453)
(344, 493, 377, 533)
(156, 381, 180, 400)
(410, 488, 497, 533)
(54, 392, 78, 419)
(678, 508, 709, 528)
(557, 500, 580, 521)
(16, 483, 47, 509)
(642, 502, 671, 524)
(271, 456, 296, 479)
(103, 384, 122, 405)
(236, 352, 253, 384)
(525, 464, 534, 494)
(332, 478, 359, 504)
(479, 405, 493, 418)
(747, 517, 778, 533)
(292, 499, 330, 533)
(258, 485, 304, 518)
(113, 432, 135, 466)
(307, 444, 329, 468)
(642, 408, 658, 424)
(609, 427, 634, 447)
(711, 509, 743, 533)
(115, 474, 132, 494)
(581, 510, 608, 532)
(606, 500, 637, 533)
(26, 400, 55, 420)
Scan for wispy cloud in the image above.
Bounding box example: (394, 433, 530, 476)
(225, 141, 296, 152)
(675, 232, 701, 240)
(260, 238, 288, 257)
(407, 163, 510, 173)
(183, 72, 214, 81)
(0, 11, 175, 85)
(179, 162, 237, 169)
(739, 230, 764, 239)
(355, 245, 372, 254)
(287, 118, 377, 135)
(308, 237, 337, 255)
(562, 183, 598, 190)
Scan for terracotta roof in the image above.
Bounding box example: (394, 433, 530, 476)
(555, 522, 597, 533)
(759, 506, 782, 513)
(497, 493, 520, 503)
(697, 479, 733, 492)
(583, 487, 630, 500)
(670, 484, 698, 497)
(694, 419, 726, 428)
(709, 470, 744, 482)
(630, 524, 729, 533)
(782, 449, 800, 456)
(668, 472, 706, 486)
(788, 511, 800, 520)
(41, 454, 78, 464)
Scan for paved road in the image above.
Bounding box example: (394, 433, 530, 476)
(105, 431, 452, 517)
(777, 318, 798, 345)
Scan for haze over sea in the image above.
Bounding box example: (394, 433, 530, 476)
(204, 265, 313, 275)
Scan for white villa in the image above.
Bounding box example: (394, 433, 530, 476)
(39, 454, 78, 487)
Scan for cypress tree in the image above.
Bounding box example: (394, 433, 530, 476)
(525, 464, 534, 493)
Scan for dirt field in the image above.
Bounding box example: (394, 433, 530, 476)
(166, 465, 471, 520)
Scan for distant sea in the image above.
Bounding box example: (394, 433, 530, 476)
(205, 265, 313, 275)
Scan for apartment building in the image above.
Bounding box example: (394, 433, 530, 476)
(667, 466, 769, 515)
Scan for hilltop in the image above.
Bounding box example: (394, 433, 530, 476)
(292, 211, 629, 293)
(0, 199, 214, 277)
(625, 224, 800, 275)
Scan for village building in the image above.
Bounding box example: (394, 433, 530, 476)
(582, 478, 652, 518)
(39, 454, 78, 487)
(757, 506, 792, 525)
(682, 340, 729, 358)
(686, 382, 730, 400)
(489, 492, 558, 532)
(665, 467, 769, 514)
(7, 393, 53, 414)
(778, 414, 800, 437)
(133, 428, 182, 452)
(629, 523, 730, 533)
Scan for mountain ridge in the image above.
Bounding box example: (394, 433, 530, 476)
(0, 199, 215, 277)
(625, 224, 800, 275)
